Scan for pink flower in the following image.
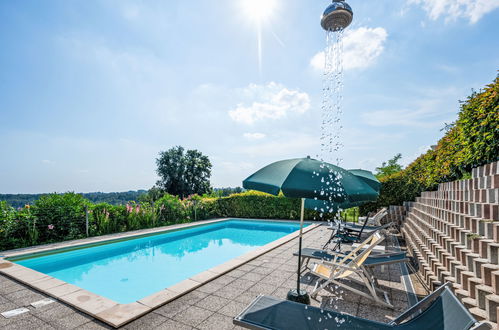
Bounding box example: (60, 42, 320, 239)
(48, 224, 54, 230)
(126, 204, 133, 213)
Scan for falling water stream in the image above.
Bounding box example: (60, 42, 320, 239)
(321, 29, 344, 166)
(311, 28, 349, 323)
(314, 28, 347, 219)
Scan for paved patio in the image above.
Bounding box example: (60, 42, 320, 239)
(0, 224, 410, 329)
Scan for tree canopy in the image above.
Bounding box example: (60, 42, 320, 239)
(375, 153, 404, 179)
(362, 74, 499, 213)
(155, 146, 212, 198)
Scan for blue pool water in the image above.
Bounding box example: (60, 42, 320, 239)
(12, 219, 304, 304)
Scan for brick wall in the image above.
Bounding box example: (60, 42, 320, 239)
(399, 161, 499, 325)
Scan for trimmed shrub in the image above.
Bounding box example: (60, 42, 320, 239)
(362, 75, 499, 213)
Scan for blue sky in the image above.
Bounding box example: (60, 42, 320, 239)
(1, 0, 498, 193)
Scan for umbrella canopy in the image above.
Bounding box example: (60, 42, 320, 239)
(305, 168, 380, 213)
(243, 157, 378, 203)
(348, 169, 381, 192)
(242, 157, 379, 304)
(304, 198, 365, 213)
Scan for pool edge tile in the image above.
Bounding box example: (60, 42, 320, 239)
(60, 289, 118, 315)
(167, 278, 202, 294)
(95, 302, 151, 328)
(189, 270, 219, 283)
(138, 289, 180, 309)
(44, 283, 83, 298)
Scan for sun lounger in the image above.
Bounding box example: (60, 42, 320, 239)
(358, 207, 387, 226)
(233, 283, 491, 330)
(293, 247, 407, 274)
(310, 232, 393, 307)
(323, 222, 393, 251)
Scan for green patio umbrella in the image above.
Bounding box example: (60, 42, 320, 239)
(243, 156, 379, 304)
(305, 169, 380, 214)
(348, 169, 381, 192)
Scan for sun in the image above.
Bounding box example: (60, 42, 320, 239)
(241, 0, 278, 23)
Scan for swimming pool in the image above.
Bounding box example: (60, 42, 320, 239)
(9, 219, 306, 304)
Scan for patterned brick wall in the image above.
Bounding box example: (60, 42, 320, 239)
(399, 161, 499, 325)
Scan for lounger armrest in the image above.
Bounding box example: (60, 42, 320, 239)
(389, 283, 451, 325)
(469, 323, 493, 329)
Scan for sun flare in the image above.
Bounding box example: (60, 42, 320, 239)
(241, 0, 278, 23)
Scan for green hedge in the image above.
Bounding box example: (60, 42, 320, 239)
(362, 75, 499, 213)
(0, 191, 323, 251)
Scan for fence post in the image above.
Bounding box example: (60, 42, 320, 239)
(85, 206, 89, 237)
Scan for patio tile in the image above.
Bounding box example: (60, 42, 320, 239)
(32, 302, 77, 319)
(48, 311, 93, 329)
(5, 289, 46, 306)
(212, 286, 245, 300)
(198, 313, 234, 330)
(0, 281, 28, 295)
(174, 290, 209, 306)
(232, 291, 259, 305)
(122, 311, 168, 329)
(197, 282, 224, 294)
(246, 282, 277, 295)
(209, 275, 237, 286)
(2, 313, 54, 330)
(78, 320, 113, 329)
(218, 301, 247, 318)
(225, 269, 246, 278)
(195, 295, 231, 312)
(154, 300, 191, 319)
(154, 318, 194, 330)
(226, 278, 257, 291)
(172, 305, 214, 327)
(236, 264, 255, 272)
(0, 302, 18, 313)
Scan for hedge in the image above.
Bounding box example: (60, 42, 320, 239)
(0, 191, 322, 251)
(361, 74, 499, 213)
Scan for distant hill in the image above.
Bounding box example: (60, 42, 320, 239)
(0, 190, 148, 208)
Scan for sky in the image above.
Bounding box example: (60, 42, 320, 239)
(1, 0, 498, 194)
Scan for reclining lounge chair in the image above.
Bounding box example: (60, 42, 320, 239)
(233, 282, 491, 330)
(309, 232, 393, 308)
(293, 247, 408, 275)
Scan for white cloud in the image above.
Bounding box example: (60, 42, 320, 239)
(408, 0, 499, 23)
(228, 82, 310, 125)
(41, 160, 55, 165)
(243, 132, 266, 140)
(310, 27, 388, 71)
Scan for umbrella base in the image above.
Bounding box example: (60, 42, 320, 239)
(286, 289, 310, 305)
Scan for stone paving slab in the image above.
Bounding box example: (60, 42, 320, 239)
(0, 224, 411, 329)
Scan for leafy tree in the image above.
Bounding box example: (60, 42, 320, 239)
(362, 74, 499, 214)
(156, 146, 212, 198)
(375, 153, 404, 179)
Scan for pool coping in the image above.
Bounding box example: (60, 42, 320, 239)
(0, 218, 321, 328)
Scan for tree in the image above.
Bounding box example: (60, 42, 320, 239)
(375, 153, 403, 179)
(155, 146, 212, 198)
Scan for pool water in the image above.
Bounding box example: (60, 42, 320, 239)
(12, 219, 304, 304)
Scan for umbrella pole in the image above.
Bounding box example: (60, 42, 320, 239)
(287, 198, 310, 304)
(297, 198, 305, 293)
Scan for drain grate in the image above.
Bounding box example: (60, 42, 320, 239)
(31, 298, 55, 309)
(1, 307, 30, 319)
